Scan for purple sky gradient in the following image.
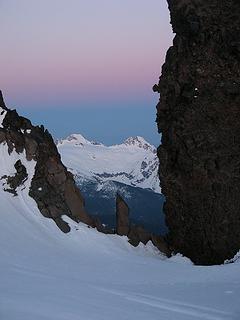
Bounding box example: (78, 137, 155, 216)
(1, 0, 173, 144)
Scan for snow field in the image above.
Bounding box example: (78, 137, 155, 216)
(0, 141, 240, 319)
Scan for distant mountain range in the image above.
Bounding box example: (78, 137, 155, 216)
(57, 134, 161, 193)
(57, 134, 167, 235)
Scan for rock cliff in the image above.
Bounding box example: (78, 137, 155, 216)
(156, 0, 240, 264)
(0, 91, 94, 232)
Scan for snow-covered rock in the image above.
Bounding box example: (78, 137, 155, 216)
(57, 134, 161, 193)
(0, 106, 7, 128)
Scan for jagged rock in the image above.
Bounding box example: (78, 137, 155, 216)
(115, 193, 170, 255)
(128, 225, 151, 246)
(116, 194, 130, 236)
(151, 234, 171, 257)
(127, 228, 140, 247)
(0, 91, 94, 232)
(93, 217, 115, 234)
(152, 84, 160, 93)
(3, 160, 28, 195)
(54, 217, 71, 234)
(156, 1, 240, 265)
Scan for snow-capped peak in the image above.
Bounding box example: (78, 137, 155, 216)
(58, 134, 91, 146)
(123, 136, 155, 151)
(57, 134, 103, 147)
(57, 133, 161, 193)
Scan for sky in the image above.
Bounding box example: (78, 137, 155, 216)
(1, 0, 173, 145)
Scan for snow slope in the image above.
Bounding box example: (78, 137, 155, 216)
(1, 143, 240, 319)
(57, 134, 161, 193)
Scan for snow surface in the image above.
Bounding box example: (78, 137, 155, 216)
(1, 142, 240, 319)
(57, 134, 161, 193)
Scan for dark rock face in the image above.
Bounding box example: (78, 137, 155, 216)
(156, 1, 240, 264)
(0, 91, 94, 232)
(116, 194, 130, 236)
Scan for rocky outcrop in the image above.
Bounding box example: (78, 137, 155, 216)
(116, 194, 170, 256)
(116, 194, 130, 236)
(0, 91, 94, 232)
(2, 160, 28, 196)
(156, 1, 240, 264)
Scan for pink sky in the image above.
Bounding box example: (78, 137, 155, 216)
(1, 0, 173, 109)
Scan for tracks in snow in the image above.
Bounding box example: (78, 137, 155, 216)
(94, 287, 234, 320)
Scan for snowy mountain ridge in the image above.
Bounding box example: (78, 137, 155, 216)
(57, 134, 161, 193)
